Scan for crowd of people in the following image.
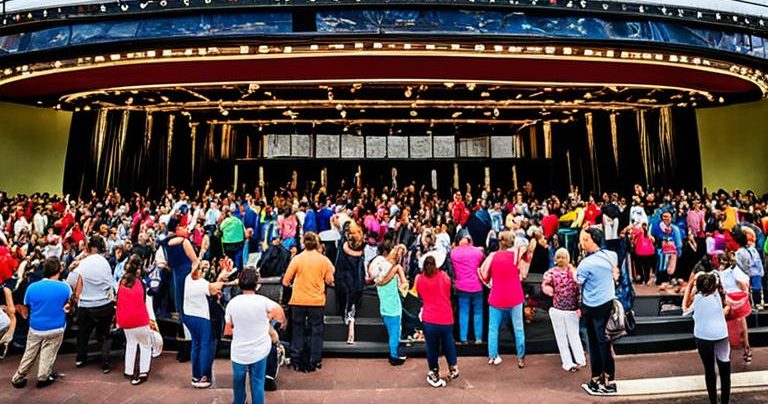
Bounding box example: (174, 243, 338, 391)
(0, 180, 764, 402)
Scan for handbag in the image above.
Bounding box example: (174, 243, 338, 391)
(605, 299, 628, 341)
(149, 329, 164, 358)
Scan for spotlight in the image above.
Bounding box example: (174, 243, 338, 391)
(410, 110, 418, 117)
(220, 109, 229, 116)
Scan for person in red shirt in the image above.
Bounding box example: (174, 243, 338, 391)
(541, 212, 559, 240)
(583, 196, 602, 226)
(415, 256, 458, 388)
(450, 193, 470, 227)
(116, 255, 156, 385)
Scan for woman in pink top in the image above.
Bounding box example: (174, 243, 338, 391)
(278, 208, 298, 249)
(479, 231, 528, 368)
(116, 255, 156, 385)
(450, 232, 485, 344)
(415, 256, 458, 388)
(631, 223, 656, 285)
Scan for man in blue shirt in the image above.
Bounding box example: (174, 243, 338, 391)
(12, 257, 72, 389)
(234, 200, 259, 253)
(316, 197, 334, 234)
(576, 227, 619, 396)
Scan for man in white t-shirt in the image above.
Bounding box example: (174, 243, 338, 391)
(225, 267, 285, 404)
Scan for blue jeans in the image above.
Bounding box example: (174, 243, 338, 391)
(232, 357, 267, 404)
(457, 291, 483, 342)
(488, 304, 525, 359)
(382, 315, 402, 359)
(183, 315, 215, 381)
(423, 322, 457, 371)
(172, 266, 191, 317)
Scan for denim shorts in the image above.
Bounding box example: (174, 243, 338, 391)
(750, 275, 763, 290)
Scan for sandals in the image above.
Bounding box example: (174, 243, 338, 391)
(744, 348, 753, 364)
(517, 358, 525, 369)
(567, 366, 579, 373)
(131, 373, 149, 386)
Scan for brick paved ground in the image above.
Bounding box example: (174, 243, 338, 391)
(1, 349, 767, 403)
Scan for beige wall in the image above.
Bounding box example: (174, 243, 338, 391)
(697, 99, 768, 194)
(0, 102, 72, 195)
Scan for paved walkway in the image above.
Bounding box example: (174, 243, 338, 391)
(1, 349, 768, 403)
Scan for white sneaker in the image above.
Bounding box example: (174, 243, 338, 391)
(426, 370, 446, 388)
(488, 356, 502, 366)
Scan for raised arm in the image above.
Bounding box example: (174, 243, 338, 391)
(682, 272, 697, 313)
(376, 264, 402, 286)
(268, 305, 287, 330)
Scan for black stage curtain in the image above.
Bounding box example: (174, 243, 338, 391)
(63, 108, 702, 199)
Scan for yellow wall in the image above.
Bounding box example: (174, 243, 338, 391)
(697, 99, 768, 194)
(0, 102, 72, 195)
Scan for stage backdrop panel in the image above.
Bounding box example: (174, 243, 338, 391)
(433, 136, 456, 158)
(341, 135, 364, 158)
(409, 136, 432, 158)
(366, 136, 387, 158)
(697, 99, 768, 194)
(387, 136, 408, 158)
(316, 134, 340, 158)
(0, 102, 71, 194)
(291, 134, 312, 157)
(266, 134, 291, 158)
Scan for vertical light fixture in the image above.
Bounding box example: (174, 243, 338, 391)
(321, 167, 328, 188)
(610, 113, 619, 171)
(659, 107, 674, 174)
(636, 110, 650, 187)
(585, 112, 600, 192)
(95, 109, 108, 180)
(190, 122, 198, 186)
(233, 164, 239, 193)
(166, 114, 175, 188)
(543, 121, 553, 159)
(529, 125, 538, 159)
(512, 165, 518, 191)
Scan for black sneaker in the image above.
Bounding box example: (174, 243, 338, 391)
(388, 356, 406, 366)
(599, 382, 617, 395)
(265, 376, 278, 391)
(581, 379, 602, 395)
(36, 375, 56, 388)
(74, 361, 86, 368)
(11, 378, 27, 389)
(102, 362, 111, 374)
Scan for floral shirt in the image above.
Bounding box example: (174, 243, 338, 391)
(542, 266, 581, 311)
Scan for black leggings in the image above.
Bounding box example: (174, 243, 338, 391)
(695, 338, 731, 404)
(582, 301, 615, 381)
(635, 255, 655, 284)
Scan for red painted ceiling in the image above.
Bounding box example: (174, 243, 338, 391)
(0, 55, 758, 100)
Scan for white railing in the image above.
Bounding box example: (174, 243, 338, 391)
(4, 0, 108, 12)
(3, 0, 768, 17)
(605, 0, 768, 17)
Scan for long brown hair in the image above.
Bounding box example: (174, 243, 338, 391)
(121, 254, 144, 288)
(423, 256, 438, 278)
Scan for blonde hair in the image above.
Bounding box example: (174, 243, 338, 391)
(555, 248, 570, 263)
